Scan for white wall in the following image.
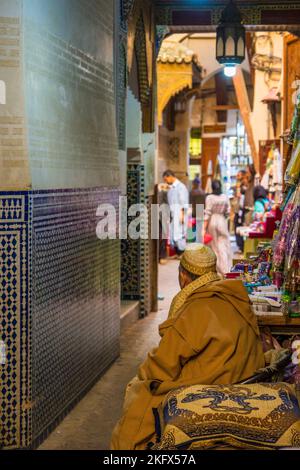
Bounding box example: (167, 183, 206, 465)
(126, 87, 143, 150)
(250, 33, 283, 144)
(184, 32, 284, 148)
(183, 33, 250, 85)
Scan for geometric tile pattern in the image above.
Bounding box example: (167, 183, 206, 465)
(117, 43, 127, 151)
(118, 1, 129, 151)
(140, 196, 153, 318)
(121, 166, 142, 302)
(0, 196, 25, 222)
(121, 0, 135, 24)
(0, 232, 21, 447)
(139, 195, 151, 318)
(30, 189, 120, 447)
(154, 2, 300, 26)
(121, 165, 151, 317)
(147, 194, 158, 314)
(0, 188, 120, 449)
(134, 13, 150, 107)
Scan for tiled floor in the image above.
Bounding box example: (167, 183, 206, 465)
(39, 260, 180, 450)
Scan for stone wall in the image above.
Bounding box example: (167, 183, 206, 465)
(23, 0, 119, 189)
(0, 0, 30, 189)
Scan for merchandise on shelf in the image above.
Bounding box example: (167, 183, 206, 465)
(286, 141, 300, 186)
(272, 93, 300, 318)
(228, 244, 287, 315)
(236, 206, 281, 240)
(261, 146, 283, 200)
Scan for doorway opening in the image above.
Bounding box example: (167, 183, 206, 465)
(156, 28, 292, 263)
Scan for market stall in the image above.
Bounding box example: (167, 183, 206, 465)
(236, 90, 299, 315)
(227, 93, 300, 389)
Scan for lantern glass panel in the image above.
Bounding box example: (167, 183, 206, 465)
(217, 37, 224, 57)
(217, 38, 224, 57)
(237, 37, 244, 57)
(225, 36, 235, 56)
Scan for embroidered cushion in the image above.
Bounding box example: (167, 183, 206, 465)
(153, 383, 300, 450)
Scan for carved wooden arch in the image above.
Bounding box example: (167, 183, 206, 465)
(127, 0, 154, 81)
(118, 42, 128, 150)
(157, 62, 194, 126)
(126, 1, 155, 132)
(127, 1, 141, 72)
(134, 13, 151, 106)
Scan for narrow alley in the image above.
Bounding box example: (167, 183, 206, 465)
(39, 262, 180, 450)
(1, 0, 300, 460)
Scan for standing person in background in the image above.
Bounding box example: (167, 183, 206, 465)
(189, 177, 206, 243)
(234, 170, 247, 253)
(204, 180, 232, 275)
(157, 183, 169, 265)
(244, 164, 256, 225)
(253, 185, 272, 221)
(190, 177, 206, 218)
(163, 170, 189, 257)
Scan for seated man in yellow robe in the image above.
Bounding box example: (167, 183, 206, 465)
(111, 244, 265, 450)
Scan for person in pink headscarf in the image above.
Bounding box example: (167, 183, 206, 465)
(203, 179, 232, 275)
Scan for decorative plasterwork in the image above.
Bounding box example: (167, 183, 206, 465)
(212, 7, 261, 25)
(117, 43, 128, 150)
(127, 0, 152, 75)
(120, 0, 134, 33)
(126, 0, 155, 132)
(135, 14, 150, 106)
(122, 0, 135, 22)
(239, 7, 262, 25)
(157, 62, 193, 125)
(158, 39, 201, 66)
(156, 6, 172, 25)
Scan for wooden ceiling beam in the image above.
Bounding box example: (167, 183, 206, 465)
(215, 72, 228, 124)
(209, 105, 239, 111)
(233, 67, 260, 173)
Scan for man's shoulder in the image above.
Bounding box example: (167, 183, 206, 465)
(174, 295, 214, 321)
(178, 181, 188, 193)
(170, 297, 214, 339)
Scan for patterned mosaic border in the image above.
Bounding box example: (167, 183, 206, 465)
(121, 164, 152, 318)
(140, 196, 152, 318)
(0, 192, 31, 449)
(121, 165, 142, 302)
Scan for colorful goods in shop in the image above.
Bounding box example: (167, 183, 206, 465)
(229, 243, 275, 299)
(261, 146, 283, 199)
(272, 94, 300, 318)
